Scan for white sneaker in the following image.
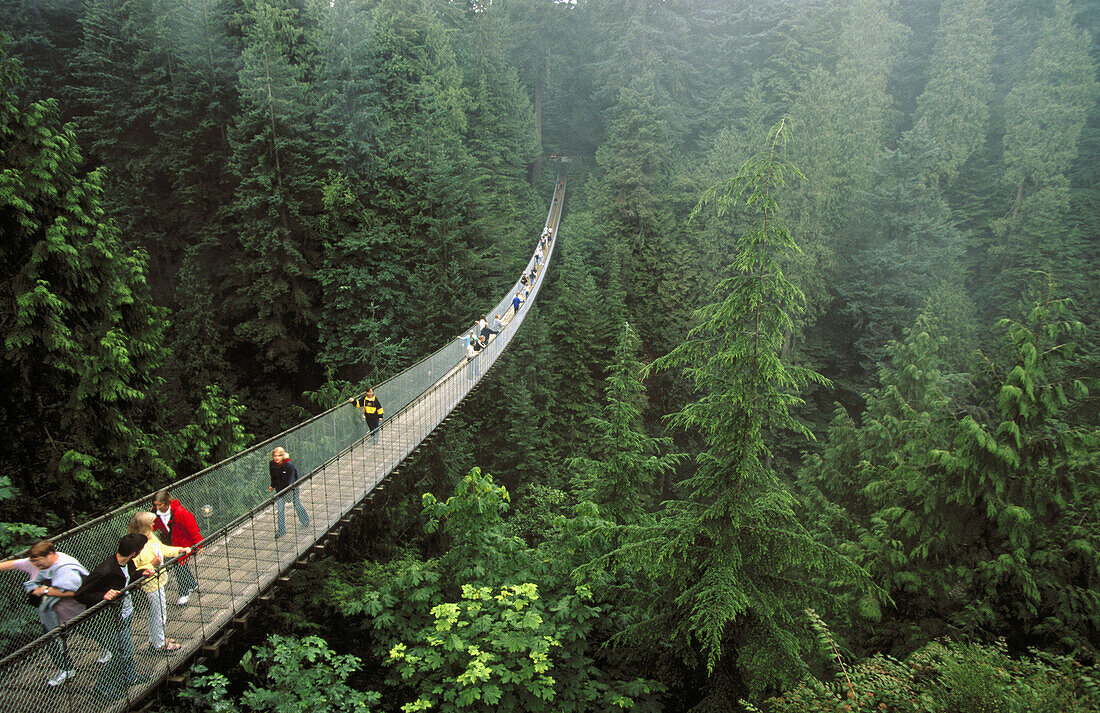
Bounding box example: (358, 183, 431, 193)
(177, 593, 190, 605)
(47, 670, 75, 686)
(97, 650, 113, 664)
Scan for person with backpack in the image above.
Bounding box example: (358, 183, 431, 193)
(350, 388, 384, 445)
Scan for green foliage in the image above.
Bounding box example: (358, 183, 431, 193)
(588, 68, 683, 352)
(323, 468, 662, 713)
(840, 118, 970, 370)
(764, 636, 1100, 713)
(223, 0, 326, 377)
(541, 246, 605, 451)
(358, 0, 486, 355)
(783, 0, 909, 331)
(991, 0, 1099, 310)
(800, 277, 1100, 656)
(0, 45, 172, 523)
(169, 385, 252, 476)
(569, 321, 682, 525)
(625, 120, 877, 695)
(0, 476, 46, 555)
(914, 0, 994, 185)
(186, 635, 380, 713)
(388, 583, 564, 712)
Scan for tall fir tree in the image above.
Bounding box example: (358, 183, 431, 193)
(783, 0, 908, 334)
(223, 0, 326, 391)
(622, 121, 874, 698)
(913, 0, 994, 186)
(989, 0, 1098, 314)
(841, 118, 970, 372)
(360, 0, 483, 354)
(569, 322, 681, 526)
(589, 69, 681, 352)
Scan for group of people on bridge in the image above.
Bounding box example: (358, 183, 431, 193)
(0, 434, 360, 698)
(464, 224, 554, 380)
(0, 204, 559, 699)
(1, 489, 202, 699)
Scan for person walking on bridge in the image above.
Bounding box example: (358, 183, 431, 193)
(350, 388, 384, 444)
(482, 314, 502, 342)
(270, 447, 309, 538)
(151, 489, 202, 605)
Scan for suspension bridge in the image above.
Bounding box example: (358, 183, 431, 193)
(0, 177, 567, 712)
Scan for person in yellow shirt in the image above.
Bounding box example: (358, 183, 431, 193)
(350, 388, 384, 444)
(128, 512, 191, 652)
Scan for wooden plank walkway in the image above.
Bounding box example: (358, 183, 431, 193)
(0, 180, 566, 713)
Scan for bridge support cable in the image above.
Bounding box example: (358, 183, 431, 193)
(0, 176, 567, 712)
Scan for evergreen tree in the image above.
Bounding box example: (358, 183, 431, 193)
(784, 0, 908, 333)
(623, 121, 874, 696)
(841, 119, 969, 371)
(359, 0, 484, 354)
(935, 278, 1100, 654)
(569, 322, 681, 525)
(990, 0, 1098, 312)
(589, 69, 681, 352)
(0, 0, 82, 108)
(542, 245, 604, 452)
(0, 48, 172, 525)
(914, 0, 994, 186)
(223, 0, 326, 380)
(800, 278, 1100, 656)
(797, 319, 968, 653)
(315, 176, 411, 384)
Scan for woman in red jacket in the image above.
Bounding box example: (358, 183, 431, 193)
(151, 489, 202, 605)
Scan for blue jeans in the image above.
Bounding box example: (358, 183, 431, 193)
(94, 610, 136, 700)
(276, 488, 309, 537)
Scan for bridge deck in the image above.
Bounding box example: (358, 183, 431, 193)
(0, 180, 565, 713)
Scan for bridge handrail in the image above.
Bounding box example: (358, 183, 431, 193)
(0, 189, 564, 670)
(0, 176, 566, 654)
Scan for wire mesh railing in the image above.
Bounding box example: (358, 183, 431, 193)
(0, 176, 566, 712)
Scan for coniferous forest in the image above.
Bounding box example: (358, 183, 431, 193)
(2, 0, 1099, 711)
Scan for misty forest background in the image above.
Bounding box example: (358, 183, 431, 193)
(2, 0, 1099, 711)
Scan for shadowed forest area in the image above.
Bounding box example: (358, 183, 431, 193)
(1, 0, 1098, 710)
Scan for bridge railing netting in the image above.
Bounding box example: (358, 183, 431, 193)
(0, 177, 565, 712)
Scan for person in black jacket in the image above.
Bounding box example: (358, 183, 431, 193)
(269, 447, 309, 539)
(74, 533, 152, 701)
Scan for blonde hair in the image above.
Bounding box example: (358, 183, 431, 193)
(128, 511, 156, 535)
(272, 447, 288, 460)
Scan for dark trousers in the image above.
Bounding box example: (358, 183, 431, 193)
(366, 418, 381, 444)
(175, 560, 197, 596)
